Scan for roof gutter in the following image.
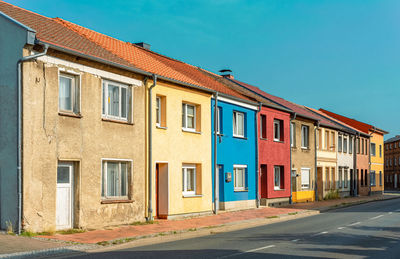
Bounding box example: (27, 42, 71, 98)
(17, 43, 49, 235)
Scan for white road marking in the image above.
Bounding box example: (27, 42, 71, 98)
(389, 212, 393, 215)
(348, 222, 361, 226)
(312, 231, 328, 236)
(338, 227, 345, 230)
(370, 215, 384, 220)
(220, 245, 276, 258)
(291, 239, 299, 242)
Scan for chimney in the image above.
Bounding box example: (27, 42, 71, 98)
(219, 69, 234, 79)
(134, 42, 151, 50)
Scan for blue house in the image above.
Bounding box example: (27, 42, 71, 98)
(212, 95, 259, 211)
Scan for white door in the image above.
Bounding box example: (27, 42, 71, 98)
(56, 163, 73, 230)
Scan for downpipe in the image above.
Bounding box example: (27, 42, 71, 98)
(213, 92, 219, 214)
(17, 44, 49, 234)
(147, 74, 157, 221)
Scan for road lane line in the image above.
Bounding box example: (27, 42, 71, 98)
(219, 245, 276, 258)
(348, 222, 361, 226)
(337, 227, 345, 230)
(291, 239, 299, 242)
(312, 231, 328, 236)
(370, 215, 384, 220)
(389, 212, 393, 215)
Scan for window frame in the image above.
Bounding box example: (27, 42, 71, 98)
(338, 135, 343, 152)
(233, 165, 247, 191)
(233, 111, 245, 138)
(301, 168, 310, 190)
(101, 159, 131, 200)
(156, 96, 161, 127)
(182, 164, 196, 196)
(301, 125, 309, 149)
(102, 79, 131, 122)
(182, 103, 196, 132)
(59, 72, 81, 114)
(371, 143, 376, 157)
(291, 122, 296, 147)
(343, 136, 348, 153)
(274, 166, 284, 190)
(349, 136, 353, 154)
(216, 106, 222, 134)
(273, 119, 281, 142)
(260, 114, 267, 139)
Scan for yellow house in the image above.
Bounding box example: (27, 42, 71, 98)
(370, 129, 387, 194)
(148, 79, 213, 219)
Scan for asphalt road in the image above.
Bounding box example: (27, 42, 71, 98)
(69, 198, 400, 259)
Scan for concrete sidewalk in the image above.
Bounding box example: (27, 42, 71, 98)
(1, 193, 398, 258)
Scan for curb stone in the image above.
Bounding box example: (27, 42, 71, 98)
(0, 245, 95, 259)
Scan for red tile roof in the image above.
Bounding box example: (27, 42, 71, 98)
(319, 109, 372, 134)
(0, 0, 251, 101)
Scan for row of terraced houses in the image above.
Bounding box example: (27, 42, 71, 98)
(0, 1, 388, 233)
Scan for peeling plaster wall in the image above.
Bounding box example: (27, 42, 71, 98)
(21, 51, 146, 232)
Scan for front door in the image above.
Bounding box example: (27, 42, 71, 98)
(260, 165, 267, 198)
(56, 163, 73, 230)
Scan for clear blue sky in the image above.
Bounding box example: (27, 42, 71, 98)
(8, 0, 399, 139)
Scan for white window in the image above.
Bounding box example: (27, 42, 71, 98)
(182, 165, 196, 195)
(182, 103, 196, 131)
(59, 73, 80, 114)
(344, 168, 348, 188)
(274, 119, 282, 142)
(101, 160, 130, 199)
(371, 143, 376, 157)
(349, 137, 353, 154)
(301, 125, 309, 148)
(156, 97, 161, 127)
(102, 80, 131, 121)
(217, 107, 222, 134)
(233, 111, 245, 137)
(338, 135, 343, 152)
(291, 123, 296, 147)
(274, 166, 284, 190)
(301, 168, 310, 189)
(343, 137, 348, 153)
(234, 165, 247, 191)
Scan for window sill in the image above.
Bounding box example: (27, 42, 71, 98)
(301, 147, 310, 150)
(101, 199, 134, 204)
(274, 188, 285, 191)
(182, 194, 203, 198)
(234, 189, 248, 192)
(58, 112, 82, 118)
(182, 128, 201, 134)
(156, 125, 168, 130)
(233, 135, 247, 140)
(274, 140, 284, 143)
(102, 118, 133, 125)
(260, 137, 267, 141)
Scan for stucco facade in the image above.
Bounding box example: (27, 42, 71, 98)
(211, 98, 258, 211)
(316, 127, 338, 200)
(22, 50, 146, 232)
(336, 133, 354, 197)
(0, 12, 33, 230)
(150, 80, 212, 218)
(356, 136, 370, 196)
(291, 118, 316, 203)
(258, 106, 291, 206)
(370, 132, 384, 194)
